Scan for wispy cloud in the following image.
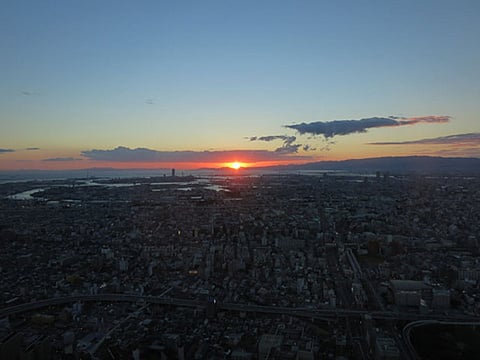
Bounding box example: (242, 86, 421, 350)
(433, 147, 480, 158)
(249, 135, 296, 144)
(42, 157, 84, 162)
(81, 146, 310, 163)
(20, 90, 40, 96)
(285, 116, 450, 139)
(249, 135, 305, 154)
(368, 133, 480, 158)
(368, 133, 480, 145)
(274, 144, 302, 154)
(0, 148, 15, 153)
(25, 147, 40, 151)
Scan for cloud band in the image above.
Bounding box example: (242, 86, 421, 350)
(81, 146, 310, 163)
(285, 116, 450, 138)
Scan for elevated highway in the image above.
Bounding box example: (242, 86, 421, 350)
(1, 294, 478, 324)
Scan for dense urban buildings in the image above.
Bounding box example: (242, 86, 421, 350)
(0, 172, 479, 359)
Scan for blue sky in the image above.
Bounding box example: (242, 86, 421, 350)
(1, 0, 479, 169)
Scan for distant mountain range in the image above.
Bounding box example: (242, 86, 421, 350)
(261, 156, 480, 175)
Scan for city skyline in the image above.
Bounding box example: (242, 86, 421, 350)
(1, 0, 479, 170)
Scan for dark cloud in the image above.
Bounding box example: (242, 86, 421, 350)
(26, 147, 40, 151)
(42, 157, 84, 162)
(81, 146, 310, 163)
(249, 135, 304, 154)
(274, 144, 301, 154)
(368, 133, 480, 145)
(249, 135, 296, 144)
(145, 98, 154, 105)
(0, 148, 15, 153)
(285, 116, 450, 139)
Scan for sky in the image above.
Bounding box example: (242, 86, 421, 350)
(1, 0, 479, 170)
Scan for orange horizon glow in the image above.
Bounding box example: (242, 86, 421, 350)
(0, 158, 315, 171)
(2, 145, 474, 171)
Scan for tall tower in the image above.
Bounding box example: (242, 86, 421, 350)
(171, 168, 176, 177)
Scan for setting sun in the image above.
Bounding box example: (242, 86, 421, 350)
(230, 162, 242, 170)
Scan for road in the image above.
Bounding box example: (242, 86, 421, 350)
(327, 246, 368, 359)
(89, 302, 150, 355)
